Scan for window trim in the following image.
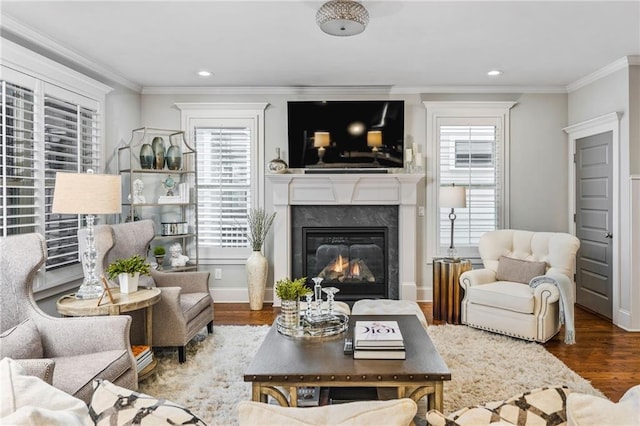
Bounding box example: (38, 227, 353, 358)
(423, 101, 516, 261)
(176, 102, 268, 261)
(1, 39, 112, 293)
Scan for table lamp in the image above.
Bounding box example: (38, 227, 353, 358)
(439, 184, 467, 259)
(52, 170, 121, 299)
(367, 130, 382, 164)
(314, 131, 330, 165)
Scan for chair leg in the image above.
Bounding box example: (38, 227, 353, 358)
(207, 321, 213, 334)
(178, 346, 186, 363)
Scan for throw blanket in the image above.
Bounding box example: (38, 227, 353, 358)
(529, 274, 575, 344)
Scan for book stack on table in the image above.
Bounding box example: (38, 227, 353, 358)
(353, 320, 405, 360)
(132, 345, 153, 372)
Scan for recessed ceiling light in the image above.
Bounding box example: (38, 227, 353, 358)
(487, 70, 503, 77)
(197, 71, 212, 77)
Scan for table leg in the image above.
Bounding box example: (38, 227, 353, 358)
(252, 383, 266, 402)
(145, 305, 153, 346)
(289, 386, 298, 407)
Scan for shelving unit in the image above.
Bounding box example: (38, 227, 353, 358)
(117, 127, 198, 271)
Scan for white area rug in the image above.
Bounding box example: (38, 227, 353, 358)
(139, 324, 603, 425)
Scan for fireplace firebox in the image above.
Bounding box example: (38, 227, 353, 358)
(302, 227, 388, 300)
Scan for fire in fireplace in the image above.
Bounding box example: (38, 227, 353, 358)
(302, 227, 388, 300)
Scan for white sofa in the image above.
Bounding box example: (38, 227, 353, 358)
(459, 229, 580, 342)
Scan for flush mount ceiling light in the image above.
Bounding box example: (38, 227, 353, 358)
(197, 70, 212, 77)
(316, 0, 370, 37)
(487, 70, 503, 76)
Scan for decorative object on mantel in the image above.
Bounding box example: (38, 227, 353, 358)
(367, 130, 382, 165)
(242, 208, 277, 310)
(52, 170, 122, 299)
(267, 148, 288, 174)
(105, 254, 151, 294)
(439, 184, 467, 259)
(316, 0, 370, 37)
(151, 136, 166, 170)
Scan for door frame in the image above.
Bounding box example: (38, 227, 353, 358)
(563, 112, 621, 322)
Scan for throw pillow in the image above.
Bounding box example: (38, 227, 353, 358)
(566, 385, 640, 426)
(0, 318, 43, 359)
(237, 398, 417, 426)
(0, 358, 90, 426)
(496, 256, 547, 284)
(89, 379, 206, 425)
(426, 386, 570, 426)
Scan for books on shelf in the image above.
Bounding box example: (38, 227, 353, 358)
(132, 345, 153, 372)
(157, 195, 182, 204)
(354, 321, 404, 348)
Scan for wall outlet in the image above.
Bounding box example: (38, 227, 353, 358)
(418, 206, 425, 217)
(214, 268, 222, 280)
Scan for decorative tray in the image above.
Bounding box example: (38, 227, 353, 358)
(276, 312, 349, 339)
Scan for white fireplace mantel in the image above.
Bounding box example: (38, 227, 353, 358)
(267, 171, 424, 305)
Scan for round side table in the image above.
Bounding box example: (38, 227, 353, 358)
(56, 287, 161, 380)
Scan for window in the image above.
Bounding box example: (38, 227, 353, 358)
(424, 101, 514, 259)
(177, 103, 268, 260)
(2, 40, 109, 291)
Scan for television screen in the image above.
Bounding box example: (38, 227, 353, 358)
(287, 100, 404, 169)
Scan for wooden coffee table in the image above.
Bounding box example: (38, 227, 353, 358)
(244, 314, 451, 411)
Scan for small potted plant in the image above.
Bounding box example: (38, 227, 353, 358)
(153, 246, 166, 270)
(106, 255, 151, 294)
(275, 277, 309, 327)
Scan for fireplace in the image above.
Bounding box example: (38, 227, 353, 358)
(303, 227, 388, 299)
(268, 172, 422, 305)
(292, 205, 399, 302)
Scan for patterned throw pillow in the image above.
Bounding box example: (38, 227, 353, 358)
(426, 386, 570, 426)
(495, 256, 547, 284)
(89, 379, 206, 425)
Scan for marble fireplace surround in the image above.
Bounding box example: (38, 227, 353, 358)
(267, 171, 423, 306)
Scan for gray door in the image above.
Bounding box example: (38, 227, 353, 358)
(575, 131, 613, 319)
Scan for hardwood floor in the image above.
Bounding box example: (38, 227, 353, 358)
(213, 302, 639, 401)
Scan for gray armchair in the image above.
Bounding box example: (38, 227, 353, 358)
(92, 220, 214, 363)
(0, 233, 137, 404)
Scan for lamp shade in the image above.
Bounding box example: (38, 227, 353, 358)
(439, 185, 467, 209)
(367, 130, 382, 148)
(314, 132, 331, 148)
(52, 171, 122, 215)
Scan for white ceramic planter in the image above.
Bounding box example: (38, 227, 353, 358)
(118, 272, 140, 294)
(246, 251, 268, 310)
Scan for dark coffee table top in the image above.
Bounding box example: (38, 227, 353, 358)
(244, 315, 451, 383)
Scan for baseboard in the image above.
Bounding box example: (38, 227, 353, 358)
(417, 285, 433, 302)
(211, 287, 274, 303)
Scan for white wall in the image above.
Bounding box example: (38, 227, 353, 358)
(568, 65, 639, 330)
(128, 91, 569, 303)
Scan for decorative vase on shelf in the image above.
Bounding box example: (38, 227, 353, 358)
(166, 141, 182, 171)
(246, 250, 268, 311)
(267, 147, 288, 174)
(152, 136, 165, 169)
(139, 143, 154, 169)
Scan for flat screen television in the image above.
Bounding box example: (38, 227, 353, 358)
(287, 100, 405, 169)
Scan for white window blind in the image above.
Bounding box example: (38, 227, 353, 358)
(195, 126, 251, 250)
(1, 81, 37, 236)
(439, 121, 502, 253)
(44, 95, 100, 271)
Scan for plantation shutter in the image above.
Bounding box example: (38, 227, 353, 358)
(44, 92, 101, 270)
(438, 118, 502, 254)
(1, 80, 38, 236)
(195, 126, 251, 250)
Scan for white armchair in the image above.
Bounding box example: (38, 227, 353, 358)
(459, 229, 580, 342)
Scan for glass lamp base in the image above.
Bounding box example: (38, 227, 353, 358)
(75, 279, 103, 299)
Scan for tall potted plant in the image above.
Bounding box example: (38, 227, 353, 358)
(105, 255, 151, 294)
(242, 208, 277, 310)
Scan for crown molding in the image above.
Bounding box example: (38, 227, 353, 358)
(0, 14, 141, 93)
(566, 56, 640, 93)
(390, 85, 567, 94)
(143, 85, 395, 95)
